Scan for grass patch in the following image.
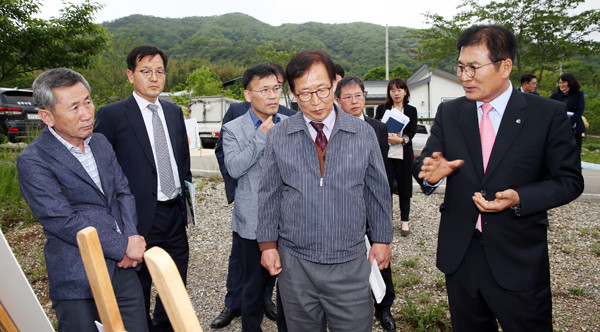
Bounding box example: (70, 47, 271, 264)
(593, 242, 600, 256)
(568, 286, 586, 296)
(398, 295, 452, 331)
(403, 257, 419, 268)
(582, 137, 600, 164)
(394, 269, 422, 288)
(0, 145, 36, 232)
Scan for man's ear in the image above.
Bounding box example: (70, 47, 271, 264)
(38, 109, 54, 127)
(501, 59, 513, 79)
(244, 89, 252, 103)
(127, 70, 135, 84)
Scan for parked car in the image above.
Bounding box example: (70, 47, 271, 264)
(413, 123, 431, 157)
(0, 88, 44, 142)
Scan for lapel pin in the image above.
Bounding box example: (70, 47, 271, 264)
(516, 119, 521, 124)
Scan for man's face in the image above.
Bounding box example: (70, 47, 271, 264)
(336, 83, 365, 118)
(457, 43, 512, 103)
(292, 63, 334, 122)
(523, 78, 537, 93)
(39, 82, 95, 147)
(244, 74, 281, 119)
(127, 54, 166, 103)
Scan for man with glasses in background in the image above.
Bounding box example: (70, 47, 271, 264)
(413, 25, 583, 331)
(519, 74, 539, 95)
(220, 63, 290, 331)
(95, 45, 192, 332)
(257, 50, 393, 331)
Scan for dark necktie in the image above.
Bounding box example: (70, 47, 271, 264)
(148, 104, 176, 198)
(310, 121, 328, 151)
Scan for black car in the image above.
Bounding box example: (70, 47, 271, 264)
(0, 88, 44, 142)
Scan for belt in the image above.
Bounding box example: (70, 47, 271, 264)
(157, 197, 179, 206)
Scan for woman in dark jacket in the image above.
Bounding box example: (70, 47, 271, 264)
(375, 78, 417, 236)
(550, 73, 585, 157)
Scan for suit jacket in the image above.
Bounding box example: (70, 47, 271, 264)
(550, 90, 586, 134)
(215, 101, 296, 204)
(364, 116, 389, 163)
(17, 128, 138, 301)
(256, 109, 393, 264)
(222, 110, 289, 240)
(412, 90, 584, 291)
(95, 95, 192, 237)
(376, 103, 417, 197)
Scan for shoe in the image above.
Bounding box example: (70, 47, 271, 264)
(210, 307, 241, 329)
(375, 308, 397, 331)
(264, 300, 277, 321)
(400, 221, 410, 237)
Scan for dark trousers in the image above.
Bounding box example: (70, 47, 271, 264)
(138, 201, 189, 332)
(235, 232, 271, 331)
(225, 232, 277, 310)
(445, 232, 552, 331)
(387, 158, 410, 221)
(53, 267, 148, 332)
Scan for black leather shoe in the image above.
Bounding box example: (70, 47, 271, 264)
(375, 308, 396, 331)
(264, 300, 277, 321)
(210, 307, 241, 329)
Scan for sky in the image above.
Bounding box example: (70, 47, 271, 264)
(35, 0, 600, 39)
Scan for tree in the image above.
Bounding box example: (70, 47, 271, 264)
(187, 67, 223, 96)
(363, 65, 412, 81)
(407, 0, 600, 83)
(253, 44, 297, 106)
(0, 0, 108, 84)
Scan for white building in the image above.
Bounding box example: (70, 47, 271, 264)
(363, 64, 465, 119)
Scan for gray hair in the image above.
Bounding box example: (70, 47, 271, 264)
(32, 68, 91, 110)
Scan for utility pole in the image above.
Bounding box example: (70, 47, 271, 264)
(385, 25, 389, 81)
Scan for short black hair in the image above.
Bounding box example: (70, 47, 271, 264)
(127, 45, 168, 71)
(385, 78, 410, 105)
(242, 63, 279, 89)
(520, 74, 537, 85)
(334, 64, 345, 78)
(457, 25, 518, 66)
(267, 62, 287, 84)
(335, 76, 364, 98)
(558, 73, 581, 93)
(286, 50, 336, 93)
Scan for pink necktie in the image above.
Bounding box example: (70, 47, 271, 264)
(477, 103, 496, 232)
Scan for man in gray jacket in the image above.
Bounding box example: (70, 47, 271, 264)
(221, 63, 288, 331)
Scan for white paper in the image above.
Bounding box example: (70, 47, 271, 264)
(381, 108, 410, 134)
(364, 235, 386, 303)
(95, 320, 105, 332)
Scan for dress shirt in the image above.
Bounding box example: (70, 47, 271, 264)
(249, 108, 281, 129)
(132, 91, 181, 200)
(303, 107, 336, 141)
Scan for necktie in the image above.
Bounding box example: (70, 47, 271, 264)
(477, 103, 496, 232)
(310, 121, 328, 151)
(148, 104, 176, 198)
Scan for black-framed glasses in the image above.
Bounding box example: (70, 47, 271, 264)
(295, 87, 331, 102)
(341, 93, 366, 103)
(451, 59, 505, 78)
(249, 85, 282, 96)
(138, 69, 167, 79)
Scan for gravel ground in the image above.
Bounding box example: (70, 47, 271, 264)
(7, 177, 600, 331)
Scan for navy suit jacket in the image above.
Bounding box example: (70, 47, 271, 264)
(95, 95, 192, 237)
(17, 128, 138, 301)
(364, 116, 388, 171)
(413, 90, 584, 291)
(215, 101, 296, 204)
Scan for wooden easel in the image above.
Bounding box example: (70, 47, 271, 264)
(0, 301, 18, 332)
(77, 226, 126, 332)
(144, 247, 203, 332)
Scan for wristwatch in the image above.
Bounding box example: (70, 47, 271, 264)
(403, 136, 410, 144)
(510, 204, 522, 217)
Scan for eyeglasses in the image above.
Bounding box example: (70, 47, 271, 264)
(452, 59, 505, 78)
(341, 93, 366, 103)
(137, 69, 167, 79)
(249, 85, 282, 96)
(295, 87, 331, 102)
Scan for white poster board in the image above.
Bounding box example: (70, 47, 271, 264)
(0, 229, 54, 331)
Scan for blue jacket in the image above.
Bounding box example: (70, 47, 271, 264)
(17, 128, 138, 300)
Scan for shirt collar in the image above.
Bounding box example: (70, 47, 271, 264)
(249, 108, 281, 129)
(476, 82, 513, 116)
(48, 126, 92, 153)
(302, 106, 336, 131)
(132, 91, 161, 112)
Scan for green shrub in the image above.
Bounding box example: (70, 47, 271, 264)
(398, 295, 452, 331)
